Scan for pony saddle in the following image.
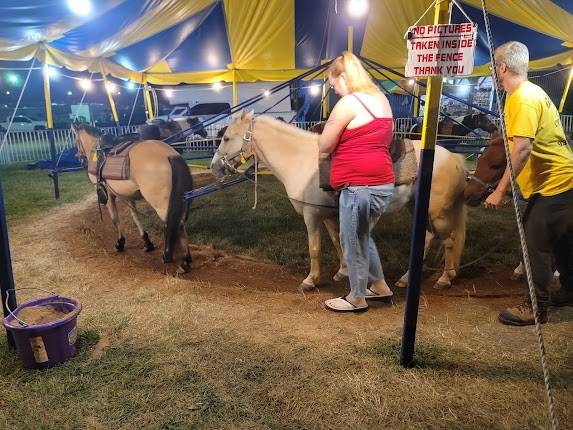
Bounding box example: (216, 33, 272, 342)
(88, 134, 141, 204)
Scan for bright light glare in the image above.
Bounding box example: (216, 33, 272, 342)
(117, 91, 121, 95)
(165, 90, 174, 98)
(105, 82, 117, 93)
(126, 81, 136, 90)
(7, 73, 19, 85)
(212, 82, 222, 91)
(5, 91, 10, 95)
(67, 91, 73, 96)
(407, 79, 415, 86)
(263, 90, 270, 97)
(347, 0, 369, 18)
(67, 0, 93, 16)
(44, 66, 59, 79)
(79, 79, 92, 91)
(458, 84, 471, 95)
(310, 85, 321, 96)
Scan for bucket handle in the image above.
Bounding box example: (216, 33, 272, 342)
(5, 287, 57, 328)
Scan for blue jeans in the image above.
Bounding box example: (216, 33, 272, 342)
(339, 184, 395, 300)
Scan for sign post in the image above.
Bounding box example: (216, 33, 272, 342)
(406, 22, 477, 78)
(400, 0, 475, 367)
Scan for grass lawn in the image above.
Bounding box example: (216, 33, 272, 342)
(0, 164, 570, 430)
(0, 165, 94, 225)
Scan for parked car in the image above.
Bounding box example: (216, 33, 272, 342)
(0, 115, 48, 132)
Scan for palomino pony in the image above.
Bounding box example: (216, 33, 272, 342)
(410, 113, 498, 139)
(73, 123, 194, 273)
(211, 111, 467, 290)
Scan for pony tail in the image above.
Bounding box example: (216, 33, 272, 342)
(338, 51, 379, 94)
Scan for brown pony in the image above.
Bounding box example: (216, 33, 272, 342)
(73, 123, 193, 273)
(411, 113, 498, 139)
(463, 136, 506, 206)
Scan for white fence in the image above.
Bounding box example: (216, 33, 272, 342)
(0, 116, 571, 166)
(0, 126, 139, 165)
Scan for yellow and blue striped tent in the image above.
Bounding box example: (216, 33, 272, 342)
(0, 0, 571, 84)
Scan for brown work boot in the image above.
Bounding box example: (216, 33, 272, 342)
(498, 301, 548, 326)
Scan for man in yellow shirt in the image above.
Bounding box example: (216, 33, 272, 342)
(485, 41, 573, 326)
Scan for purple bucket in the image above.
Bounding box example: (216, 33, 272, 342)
(3, 291, 82, 370)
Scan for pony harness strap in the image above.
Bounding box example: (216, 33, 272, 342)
(219, 119, 256, 173)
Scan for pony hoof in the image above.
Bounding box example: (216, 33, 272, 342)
(333, 271, 348, 282)
(143, 243, 155, 252)
(510, 272, 523, 281)
(298, 281, 315, 292)
(433, 281, 451, 290)
(162, 254, 173, 264)
(176, 264, 190, 275)
(115, 237, 125, 251)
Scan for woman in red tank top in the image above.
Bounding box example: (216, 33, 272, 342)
(318, 51, 395, 312)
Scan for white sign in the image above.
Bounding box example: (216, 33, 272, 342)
(405, 23, 477, 77)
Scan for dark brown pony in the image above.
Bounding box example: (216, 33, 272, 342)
(411, 113, 498, 138)
(74, 123, 194, 273)
(463, 136, 506, 206)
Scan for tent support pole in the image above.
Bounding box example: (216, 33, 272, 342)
(43, 65, 59, 200)
(558, 66, 573, 113)
(102, 73, 120, 127)
(232, 69, 238, 107)
(400, 0, 451, 368)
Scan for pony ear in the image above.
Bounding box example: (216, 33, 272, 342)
(246, 110, 254, 119)
(240, 110, 246, 120)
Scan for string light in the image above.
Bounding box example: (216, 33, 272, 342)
(105, 81, 117, 93)
(407, 79, 415, 86)
(263, 90, 270, 97)
(6, 73, 19, 85)
(79, 79, 92, 91)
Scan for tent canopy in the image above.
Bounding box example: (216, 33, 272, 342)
(0, 0, 571, 84)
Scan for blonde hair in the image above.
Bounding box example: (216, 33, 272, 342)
(494, 41, 529, 76)
(328, 51, 379, 95)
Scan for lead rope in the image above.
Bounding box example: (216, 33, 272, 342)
(252, 152, 258, 210)
(481, 2, 558, 428)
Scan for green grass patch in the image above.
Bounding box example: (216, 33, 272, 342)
(0, 164, 93, 224)
(145, 176, 521, 279)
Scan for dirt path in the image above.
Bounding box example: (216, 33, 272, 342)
(5, 185, 573, 429)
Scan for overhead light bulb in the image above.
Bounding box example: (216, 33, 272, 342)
(165, 90, 174, 98)
(212, 82, 222, 91)
(79, 79, 92, 91)
(67, 0, 93, 17)
(105, 82, 117, 93)
(347, 0, 369, 18)
(263, 90, 270, 97)
(310, 85, 321, 96)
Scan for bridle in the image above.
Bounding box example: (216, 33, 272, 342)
(465, 172, 500, 195)
(216, 119, 256, 174)
(74, 129, 89, 168)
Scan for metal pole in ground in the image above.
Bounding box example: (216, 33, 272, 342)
(400, 0, 451, 367)
(43, 64, 59, 199)
(0, 178, 17, 349)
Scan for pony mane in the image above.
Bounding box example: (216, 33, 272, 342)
(75, 123, 101, 137)
(255, 116, 318, 142)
